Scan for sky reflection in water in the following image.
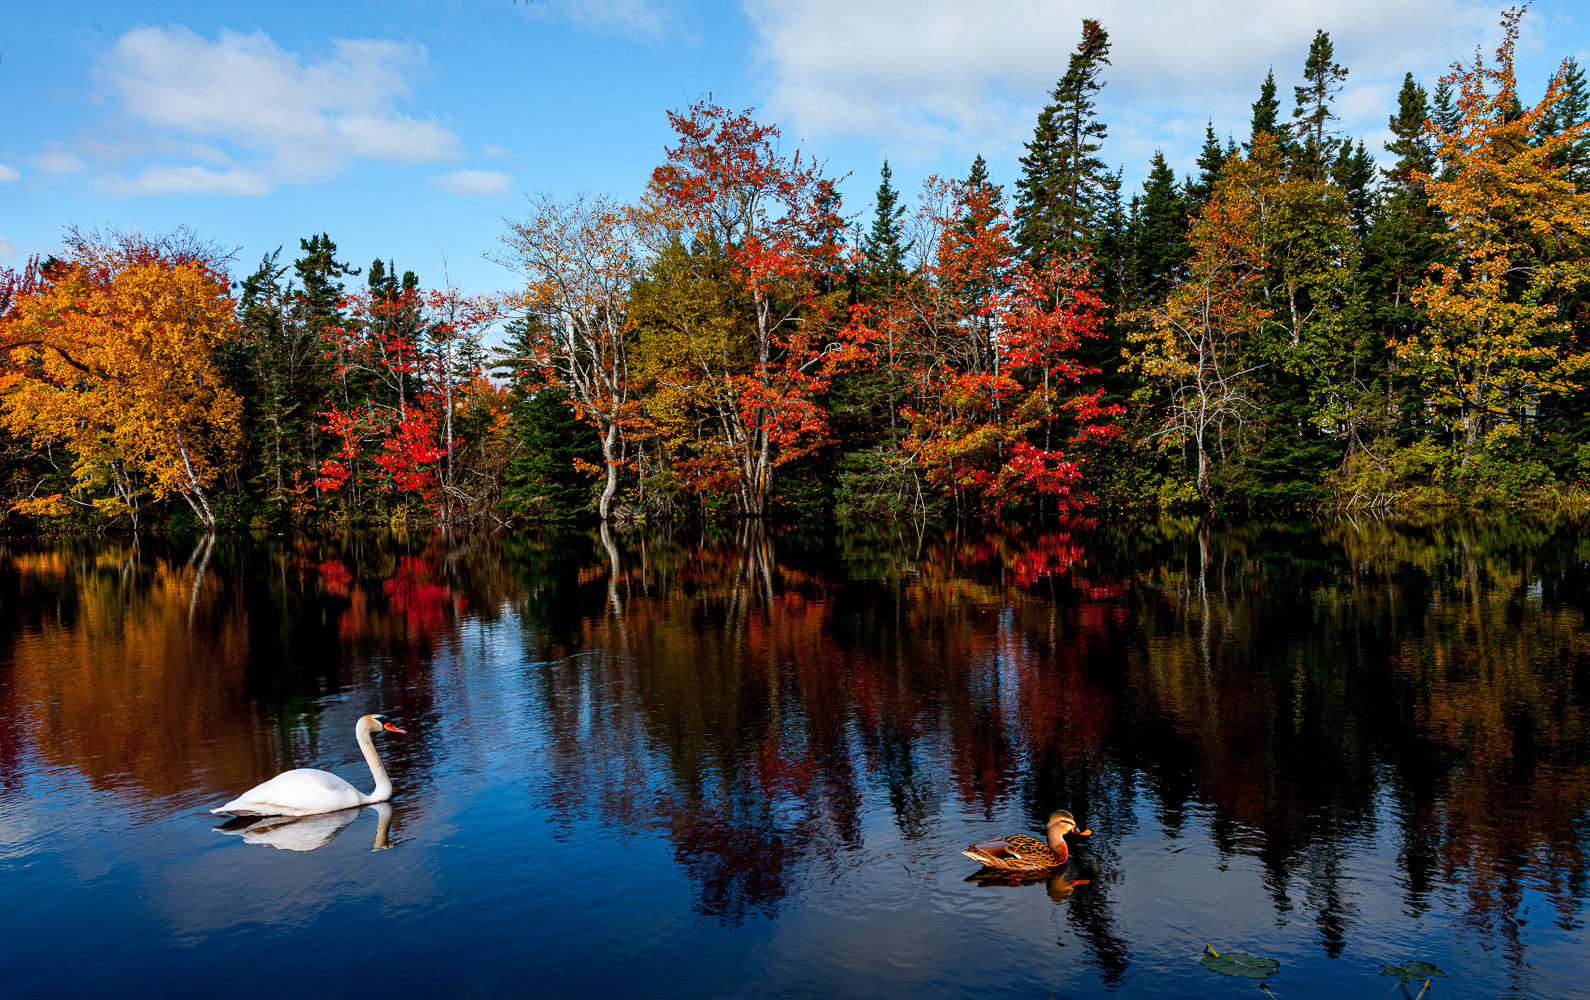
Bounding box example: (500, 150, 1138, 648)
(1, 517, 1587, 998)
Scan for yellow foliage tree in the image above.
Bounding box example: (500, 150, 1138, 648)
(1402, 8, 1590, 466)
(1128, 139, 1278, 502)
(1, 257, 243, 527)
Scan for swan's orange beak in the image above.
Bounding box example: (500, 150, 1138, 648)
(383, 722, 407, 733)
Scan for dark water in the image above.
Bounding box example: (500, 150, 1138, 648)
(2, 518, 1589, 998)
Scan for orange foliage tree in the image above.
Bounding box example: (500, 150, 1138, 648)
(0, 245, 243, 527)
(885, 174, 1119, 516)
(1401, 7, 1590, 466)
(637, 101, 867, 516)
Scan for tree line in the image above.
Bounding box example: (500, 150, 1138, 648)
(1, 8, 1587, 530)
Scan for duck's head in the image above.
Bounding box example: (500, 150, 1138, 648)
(362, 713, 407, 734)
(1047, 809, 1091, 837)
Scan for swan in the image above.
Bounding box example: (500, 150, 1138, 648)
(211, 714, 406, 817)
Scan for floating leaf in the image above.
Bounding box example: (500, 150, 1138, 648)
(1197, 944, 1280, 979)
(1379, 961, 1447, 982)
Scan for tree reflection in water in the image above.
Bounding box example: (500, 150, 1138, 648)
(0, 514, 1586, 990)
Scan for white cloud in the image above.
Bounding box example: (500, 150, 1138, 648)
(0, 164, 18, 183)
(0, 236, 54, 264)
(482, 144, 511, 158)
(434, 169, 514, 196)
(744, 0, 1503, 173)
(94, 26, 460, 194)
(32, 150, 88, 176)
(103, 165, 273, 197)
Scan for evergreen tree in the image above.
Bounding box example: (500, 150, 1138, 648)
(1132, 151, 1189, 297)
(1093, 167, 1131, 307)
(861, 160, 911, 293)
(1248, 68, 1284, 150)
(1185, 122, 1227, 204)
(293, 234, 360, 334)
(1383, 73, 1435, 196)
(496, 316, 599, 521)
(1014, 18, 1113, 265)
(1550, 57, 1589, 191)
(1333, 140, 1377, 235)
(1292, 29, 1349, 176)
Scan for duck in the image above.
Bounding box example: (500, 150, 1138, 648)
(962, 809, 1091, 871)
(211, 713, 406, 817)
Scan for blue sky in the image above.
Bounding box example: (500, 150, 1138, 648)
(2, 0, 1585, 295)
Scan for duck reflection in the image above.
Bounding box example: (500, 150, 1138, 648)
(213, 802, 394, 853)
(964, 866, 1091, 903)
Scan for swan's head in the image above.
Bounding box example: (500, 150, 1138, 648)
(363, 713, 407, 734)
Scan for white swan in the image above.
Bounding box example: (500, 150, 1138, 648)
(211, 714, 406, 817)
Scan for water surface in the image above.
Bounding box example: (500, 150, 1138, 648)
(2, 518, 1588, 998)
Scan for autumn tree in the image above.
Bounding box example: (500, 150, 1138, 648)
(635, 100, 862, 516)
(880, 173, 1119, 516)
(1400, 8, 1590, 467)
(499, 192, 642, 520)
(0, 239, 243, 527)
(1128, 143, 1275, 502)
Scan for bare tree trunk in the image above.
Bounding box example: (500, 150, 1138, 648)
(598, 423, 622, 520)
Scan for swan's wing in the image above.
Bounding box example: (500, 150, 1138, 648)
(211, 768, 364, 816)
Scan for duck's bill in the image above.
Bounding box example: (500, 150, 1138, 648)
(1078, 828, 1092, 836)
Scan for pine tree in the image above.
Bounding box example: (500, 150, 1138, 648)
(1133, 151, 1189, 296)
(1333, 140, 1377, 234)
(1550, 57, 1589, 191)
(1185, 122, 1227, 204)
(861, 160, 911, 294)
(1383, 73, 1436, 196)
(1293, 29, 1349, 176)
(1014, 18, 1112, 265)
(1430, 80, 1461, 181)
(1248, 68, 1284, 150)
(293, 234, 360, 335)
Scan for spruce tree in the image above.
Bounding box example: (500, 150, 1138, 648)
(1185, 122, 1227, 204)
(861, 160, 911, 293)
(1332, 140, 1377, 235)
(1248, 68, 1284, 150)
(1383, 73, 1435, 197)
(1292, 29, 1349, 176)
(1014, 18, 1112, 265)
(294, 234, 360, 334)
(1551, 57, 1589, 191)
(1132, 151, 1189, 297)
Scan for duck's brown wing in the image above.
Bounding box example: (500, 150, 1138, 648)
(1003, 834, 1057, 864)
(962, 833, 1058, 868)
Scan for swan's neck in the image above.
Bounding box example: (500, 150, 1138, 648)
(357, 723, 393, 804)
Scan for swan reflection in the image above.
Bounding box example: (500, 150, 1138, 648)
(214, 802, 394, 853)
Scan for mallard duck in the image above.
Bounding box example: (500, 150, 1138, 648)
(961, 809, 1091, 871)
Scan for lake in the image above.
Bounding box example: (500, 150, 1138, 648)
(1, 517, 1588, 998)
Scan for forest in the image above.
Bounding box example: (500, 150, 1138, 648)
(1, 8, 1587, 531)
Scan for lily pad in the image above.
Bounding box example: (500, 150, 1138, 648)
(1379, 960, 1447, 982)
(1197, 944, 1281, 979)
